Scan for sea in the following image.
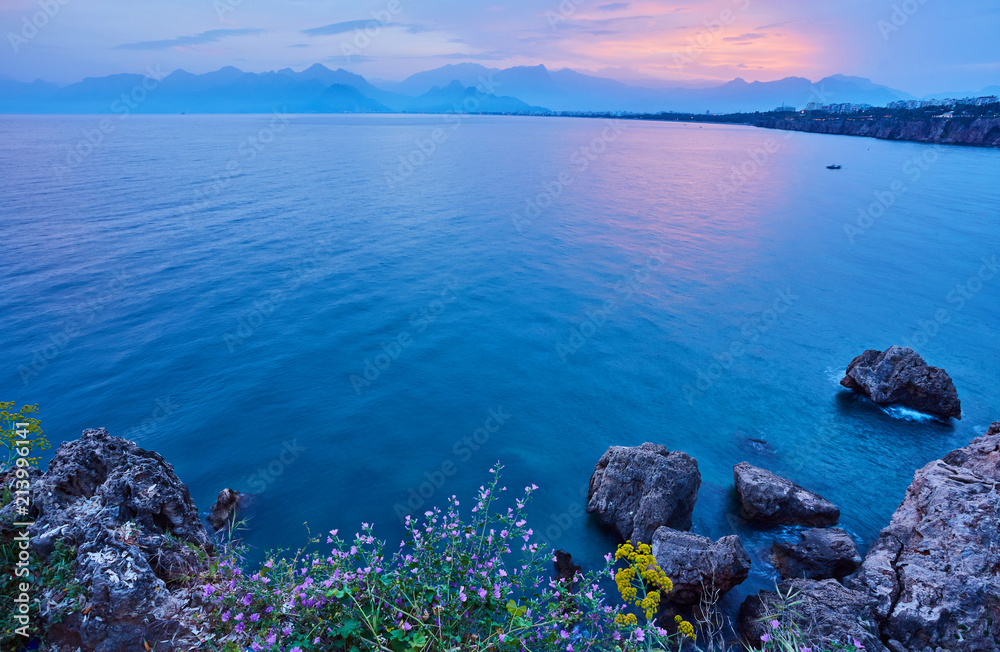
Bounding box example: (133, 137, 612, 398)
(2, 113, 999, 612)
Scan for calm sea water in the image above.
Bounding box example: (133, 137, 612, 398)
(3, 114, 999, 611)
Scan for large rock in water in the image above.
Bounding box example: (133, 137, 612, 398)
(587, 443, 701, 543)
(772, 528, 861, 580)
(739, 578, 887, 651)
(840, 346, 961, 419)
(12, 428, 213, 652)
(847, 422, 1000, 652)
(733, 462, 840, 527)
(207, 487, 248, 531)
(651, 527, 750, 604)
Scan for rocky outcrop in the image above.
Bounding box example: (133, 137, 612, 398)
(847, 422, 1000, 652)
(739, 578, 887, 651)
(553, 549, 582, 590)
(587, 443, 701, 543)
(753, 115, 1000, 148)
(772, 528, 860, 580)
(840, 346, 961, 419)
(733, 462, 839, 527)
(207, 487, 247, 531)
(18, 428, 213, 652)
(651, 527, 750, 604)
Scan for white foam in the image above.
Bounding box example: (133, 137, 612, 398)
(881, 405, 938, 422)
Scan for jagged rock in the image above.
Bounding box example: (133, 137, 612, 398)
(651, 527, 750, 604)
(587, 443, 701, 543)
(847, 422, 1000, 652)
(207, 487, 247, 531)
(772, 528, 860, 580)
(733, 462, 839, 527)
(25, 428, 213, 652)
(840, 346, 961, 419)
(553, 549, 582, 590)
(739, 578, 886, 650)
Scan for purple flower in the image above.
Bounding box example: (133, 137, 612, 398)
(770, 619, 781, 629)
(761, 633, 771, 643)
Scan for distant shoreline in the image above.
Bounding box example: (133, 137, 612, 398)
(4, 109, 999, 148)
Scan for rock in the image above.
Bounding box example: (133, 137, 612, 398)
(733, 462, 839, 527)
(24, 428, 213, 652)
(840, 346, 961, 419)
(739, 578, 886, 651)
(587, 442, 701, 543)
(847, 422, 1000, 652)
(651, 527, 750, 605)
(207, 487, 246, 531)
(772, 528, 861, 580)
(553, 549, 582, 589)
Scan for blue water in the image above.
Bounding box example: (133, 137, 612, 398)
(3, 114, 1000, 612)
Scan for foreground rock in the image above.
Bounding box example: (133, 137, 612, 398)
(740, 578, 887, 651)
(19, 428, 213, 652)
(840, 346, 961, 419)
(208, 487, 248, 531)
(847, 422, 1000, 652)
(772, 528, 860, 580)
(587, 443, 701, 543)
(651, 527, 750, 604)
(553, 549, 582, 590)
(733, 462, 839, 527)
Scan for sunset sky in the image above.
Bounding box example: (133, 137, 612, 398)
(2, 0, 997, 95)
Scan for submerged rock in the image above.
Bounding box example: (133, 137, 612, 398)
(20, 428, 212, 652)
(553, 549, 582, 590)
(772, 528, 861, 580)
(651, 527, 750, 605)
(733, 462, 839, 527)
(208, 487, 247, 531)
(739, 578, 886, 651)
(587, 442, 701, 543)
(840, 346, 961, 419)
(848, 422, 1000, 652)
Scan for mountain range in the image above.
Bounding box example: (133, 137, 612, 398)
(1, 62, 989, 115)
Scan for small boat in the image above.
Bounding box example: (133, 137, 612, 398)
(826, 164, 842, 169)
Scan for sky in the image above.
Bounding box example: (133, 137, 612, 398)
(1, 0, 998, 96)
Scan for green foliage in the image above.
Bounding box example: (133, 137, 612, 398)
(753, 585, 871, 652)
(196, 466, 700, 652)
(0, 402, 48, 467)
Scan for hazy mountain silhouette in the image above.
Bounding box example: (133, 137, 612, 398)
(0, 62, 928, 115)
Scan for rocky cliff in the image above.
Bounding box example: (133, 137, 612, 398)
(753, 116, 1000, 147)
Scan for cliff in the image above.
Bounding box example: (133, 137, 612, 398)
(752, 115, 1000, 147)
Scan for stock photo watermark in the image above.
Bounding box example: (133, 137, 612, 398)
(7, 0, 69, 53)
(682, 288, 799, 404)
(50, 65, 166, 181)
(844, 145, 942, 243)
(393, 407, 512, 522)
(511, 119, 624, 232)
(899, 254, 997, 349)
(555, 248, 668, 362)
(182, 109, 291, 226)
(878, 0, 931, 40)
(223, 238, 335, 352)
(18, 270, 134, 385)
(349, 278, 463, 394)
(339, 0, 413, 61)
(673, 0, 752, 70)
(246, 439, 307, 493)
(10, 420, 36, 637)
(385, 74, 501, 189)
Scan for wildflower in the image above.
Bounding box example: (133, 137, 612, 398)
(761, 633, 771, 643)
(202, 584, 215, 598)
(635, 628, 645, 642)
(266, 632, 276, 644)
(264, 559, 274, 569)
(250, 613, 260, 622)
(852, 638, 865, 649)
(770, 619, 781, 629)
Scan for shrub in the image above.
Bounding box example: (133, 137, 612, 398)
(196, 465, 698, 652)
